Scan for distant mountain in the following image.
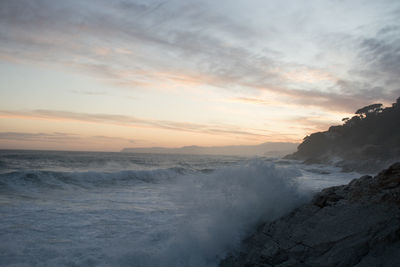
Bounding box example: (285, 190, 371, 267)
(285, 97, 400, 173)
(121, 142, 298, 157)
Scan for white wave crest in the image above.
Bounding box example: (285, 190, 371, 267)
(120, 159, 310, 267)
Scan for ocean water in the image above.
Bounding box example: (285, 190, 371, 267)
(0, 150, 360, 267)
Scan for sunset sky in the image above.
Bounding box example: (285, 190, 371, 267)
(0, 0, 399, 151)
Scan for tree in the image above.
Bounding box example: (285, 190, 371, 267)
(355, 103, 383, 118)
(393, 97, 400, 108)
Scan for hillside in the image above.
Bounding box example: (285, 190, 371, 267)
(285, 97, 400, 173)
(121, 142, 298, 157)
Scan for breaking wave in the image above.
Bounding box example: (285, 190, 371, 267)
(118, 159, 310, 267)
(0, 157, 316, 267)
(0, 167, 187, 192)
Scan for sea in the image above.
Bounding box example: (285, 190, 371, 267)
(0, 150, 360, 267)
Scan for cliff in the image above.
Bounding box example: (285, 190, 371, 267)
(220, 162, 400, 267)
(285, 97, 400, 173)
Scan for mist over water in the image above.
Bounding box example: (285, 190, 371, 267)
(0, 151, 359, 266)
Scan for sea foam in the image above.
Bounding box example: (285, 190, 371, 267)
(119, 159, 309, 267)
(0, 153, 339, 267)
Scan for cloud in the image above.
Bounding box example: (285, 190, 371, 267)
(0, 132, 140, 152)
(0, 0, 399, 114)
(357, 34, 400, 86)
(0, 131, 134, 144)
(0, 2, 324, 98)
(230, 97, 272, 106)
(285, 115, 340, 133)
(69, 89, 107, 95)
(0, 132, 78, 142)
(0, 109, 272, 139)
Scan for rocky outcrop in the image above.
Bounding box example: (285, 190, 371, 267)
(220, 162, 400, 267)
(285, 97, 400, 173)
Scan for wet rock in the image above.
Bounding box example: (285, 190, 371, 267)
(220, 162, 400, 267)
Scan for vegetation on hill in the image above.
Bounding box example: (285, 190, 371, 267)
(286, 97, 400, 172)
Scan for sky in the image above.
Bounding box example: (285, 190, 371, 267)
(0, 0, 399, 151)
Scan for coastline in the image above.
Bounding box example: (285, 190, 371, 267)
(289, 155, 400, 174)
(220, 162, 400, 266)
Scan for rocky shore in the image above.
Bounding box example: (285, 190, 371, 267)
(220, 162, 400, 267)
(284, 98, 400, 173)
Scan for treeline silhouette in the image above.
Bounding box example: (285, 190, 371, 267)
(286, 97, 400, 171)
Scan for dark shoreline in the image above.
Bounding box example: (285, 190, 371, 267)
(220, 162, 400, 266)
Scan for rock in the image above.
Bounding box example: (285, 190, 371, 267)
(220, 162, 400, 267)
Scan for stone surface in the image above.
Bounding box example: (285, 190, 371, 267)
(220, 163, 400, 267)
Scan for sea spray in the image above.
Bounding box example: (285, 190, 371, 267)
(127, 159, 310, 267)
(0, 151, 355, 267)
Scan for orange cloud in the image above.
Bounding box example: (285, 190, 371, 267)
(0, 132, 136, 151)
(0, 109, 272, 140)
(228, 97, 273, 106)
